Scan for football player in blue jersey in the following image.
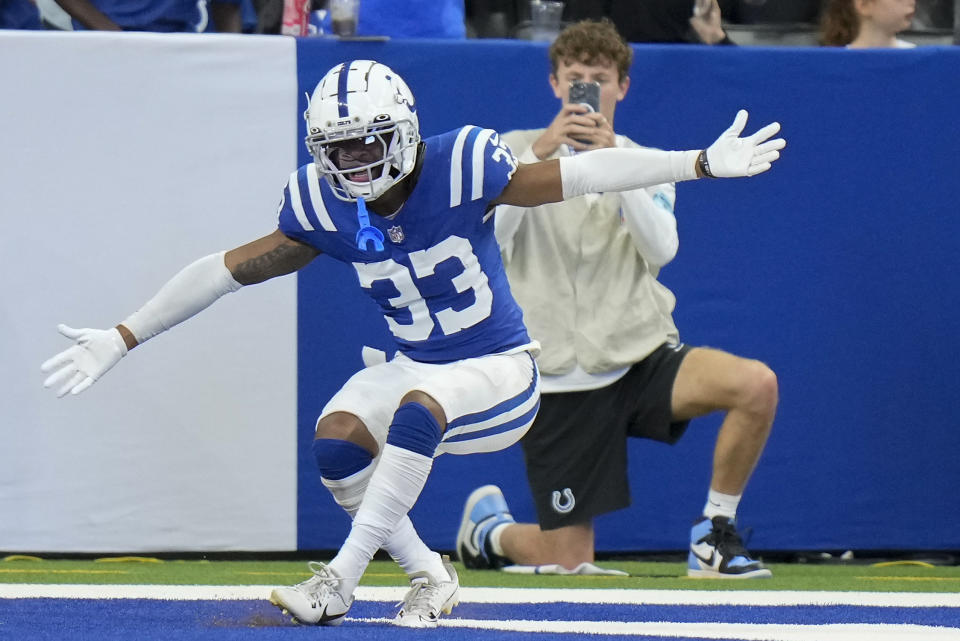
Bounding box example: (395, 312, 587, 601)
(41, 59, 785, 627)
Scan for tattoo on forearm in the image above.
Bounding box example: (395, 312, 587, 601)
(232, 243, 315, 285)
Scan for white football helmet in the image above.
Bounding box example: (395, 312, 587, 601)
(304, 60, 421, 202)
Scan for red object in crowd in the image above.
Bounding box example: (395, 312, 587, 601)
(281, 0, 311, 36)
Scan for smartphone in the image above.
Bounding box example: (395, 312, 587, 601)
(568, 81, 600, 113)
(568, 81, 600, 145)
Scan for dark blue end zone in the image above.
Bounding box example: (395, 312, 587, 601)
(2, 598, 957, 640)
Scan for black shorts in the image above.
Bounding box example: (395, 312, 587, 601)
(521, 342, 692, 530)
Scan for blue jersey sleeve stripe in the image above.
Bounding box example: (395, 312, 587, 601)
(306, 164, 337, 231)
(286, 170, 314, 231)
(470, 128, 496, 202)
(449, 126, 475, 208)
(461, 126, 483, 202)
(293, 166, 326, 231)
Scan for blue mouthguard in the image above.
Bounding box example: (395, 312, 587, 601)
(355, 197, 384, 252)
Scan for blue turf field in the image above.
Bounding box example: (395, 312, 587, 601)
(2, 597, 959, 641)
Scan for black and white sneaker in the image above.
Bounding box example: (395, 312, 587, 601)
(455, 485, 514, 569)
(687, 516, 772, 579)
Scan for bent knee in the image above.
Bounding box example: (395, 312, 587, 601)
(315, 412, 378, 456)
(399, 390, 447, 429)
(738, 360, 778, 419)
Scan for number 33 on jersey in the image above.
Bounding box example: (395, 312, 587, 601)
(277, 125, 534, 364)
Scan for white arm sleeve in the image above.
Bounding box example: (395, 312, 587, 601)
(560, 148, 699, 200)
(121, 251, 243, 344)
(619, 185, 679, 269)
(493, 204, 526, 261)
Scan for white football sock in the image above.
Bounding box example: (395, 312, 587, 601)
(703, 488, 741, 520)
(328, 443, 434, 593)
(387, 520, 447, 580)
(489, 522, 511, 557)
(321, 464, 374, 519)
(322, 462, 443, 579)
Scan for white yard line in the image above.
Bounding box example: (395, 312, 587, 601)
(426, 620, 960, 641)
(451, 587, 960, 608)
(0, 584, 958, 608)
(353, 617, 960, 640)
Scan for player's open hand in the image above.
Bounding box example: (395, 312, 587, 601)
(705, 110, 785, 178)
(41, 324, 127, 397)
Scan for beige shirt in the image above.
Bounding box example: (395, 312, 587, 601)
(496, 129, 680, 383)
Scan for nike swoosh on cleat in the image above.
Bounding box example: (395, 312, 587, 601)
(691, 543, 717, 568)
(692, 550, 715, 566)
(319, 605, 345, 624)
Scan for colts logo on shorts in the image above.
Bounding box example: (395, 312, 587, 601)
(551, 488, 575, 514)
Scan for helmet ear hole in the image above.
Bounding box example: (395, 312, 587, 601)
(304, 60, 421, 202)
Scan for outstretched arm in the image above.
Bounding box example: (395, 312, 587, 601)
(225, 228, 319, 287)
(493, 110, 784, 208)
(41, 229, 318, 397)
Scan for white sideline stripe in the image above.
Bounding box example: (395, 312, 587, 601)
(1, 584, 959, 608)
(349, 618, 960, 640)
(421, 620, 960, 641)
(455, 587, 960, 608)
(0, 584, 272, 600)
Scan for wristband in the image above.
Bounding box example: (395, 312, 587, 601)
(697, 149, 715, 178)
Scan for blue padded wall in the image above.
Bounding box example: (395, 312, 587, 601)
(294, 39, 960, 552)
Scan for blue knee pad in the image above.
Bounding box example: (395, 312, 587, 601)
(312, 438, 373, 480)
(386, 402, 443, 458)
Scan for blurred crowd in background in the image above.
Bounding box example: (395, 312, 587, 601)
(0, 0, 955, 45)
(469, 0, 954, 43)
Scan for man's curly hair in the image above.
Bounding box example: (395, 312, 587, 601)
(549, 19, 632, 82)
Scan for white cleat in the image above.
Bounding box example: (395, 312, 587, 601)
(269, 561, 354, 626)
(394, 555, 460, 628)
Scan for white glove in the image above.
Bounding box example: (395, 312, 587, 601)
(703, 110, 785, 178)
(41, 324, 128, 397)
